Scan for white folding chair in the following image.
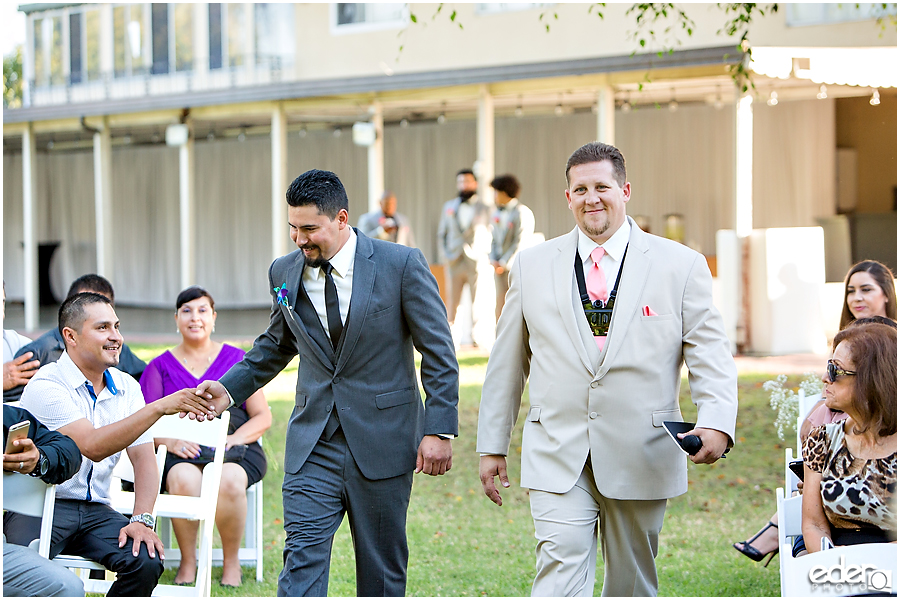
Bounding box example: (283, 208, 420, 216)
(52, 443, 168, 595)
(775, 487, 897, 596)
(796, 388, 822, 451)
(3, 471, 56, 559)
(149, 412, 230, 597)
(785, 447, 801, 496)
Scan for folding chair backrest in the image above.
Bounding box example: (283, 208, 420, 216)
(3, 471, 56, 558)
(785, 447, 801, 495)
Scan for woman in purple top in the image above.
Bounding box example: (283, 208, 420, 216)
(140, 286, 271, 588)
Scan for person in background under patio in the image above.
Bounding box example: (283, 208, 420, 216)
(140, 286, 271, 588)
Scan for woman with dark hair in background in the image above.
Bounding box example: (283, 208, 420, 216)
(140, 286, 271, 587)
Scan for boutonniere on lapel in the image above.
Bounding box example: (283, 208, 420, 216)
(274, 283, 298, 323)
(493, 215, 501, 224)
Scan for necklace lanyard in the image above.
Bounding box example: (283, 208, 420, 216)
(574, 244, 628, 337)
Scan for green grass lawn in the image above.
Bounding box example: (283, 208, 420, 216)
(132, 344, 800, 596)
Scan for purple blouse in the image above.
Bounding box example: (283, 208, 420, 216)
(140, 343, 246, 409)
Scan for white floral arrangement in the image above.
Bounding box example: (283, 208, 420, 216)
(763, 373, 825, 441)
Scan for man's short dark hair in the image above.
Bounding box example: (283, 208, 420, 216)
(59, 292, 113, 340)
(456, 169, 476, 180)
(565, 142, 627, 188)
(66, 274, 115, 303)
(286, 169, 349, 219)
(490, 175, 520, 199)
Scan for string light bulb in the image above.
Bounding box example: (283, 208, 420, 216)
(816, 84, 827, 100)
(870, 89, 881, 106)
(767, 91, 778, 106)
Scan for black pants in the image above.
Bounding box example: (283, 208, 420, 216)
(5, 499, 163, 597)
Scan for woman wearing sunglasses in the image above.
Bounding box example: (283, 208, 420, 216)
(800, 322, 897, 553)
(733, 261, 896, 565)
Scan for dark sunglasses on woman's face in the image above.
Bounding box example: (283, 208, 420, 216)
(826, 359, 857, 384)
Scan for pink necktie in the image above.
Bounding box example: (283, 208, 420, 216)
(586, 247, 608, 351)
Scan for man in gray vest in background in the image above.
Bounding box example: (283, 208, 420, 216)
(437, 169, 489, 346)
(489, 174, 535, 322)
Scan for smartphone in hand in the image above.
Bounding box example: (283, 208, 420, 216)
(789, 459, 805, 482)
(4, 420, 30, 454)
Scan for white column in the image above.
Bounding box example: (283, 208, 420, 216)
(271, 104, 288, 260)
(368, 100, 384, 212)
(93, 116, 113, 278)
(733, 91, 754, 351)
(476, 85, 495, 203)
(179, 129, 196, 289)
(22, 123, 39, 331)
(596, 86, 615, 144)
(735, 94, 754, 237)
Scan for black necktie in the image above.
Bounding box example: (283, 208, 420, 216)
(322, 262, 343, 350)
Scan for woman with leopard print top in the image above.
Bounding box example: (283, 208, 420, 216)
(801, 322, 897, 553)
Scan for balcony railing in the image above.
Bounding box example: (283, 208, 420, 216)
(24, 56, 290, 108)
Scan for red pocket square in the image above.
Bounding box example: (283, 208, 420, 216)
(642, 306, 658, 317)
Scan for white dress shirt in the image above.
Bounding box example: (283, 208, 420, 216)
(302, 228, 357, 339)
(19, 351, 153, 504)
(576, 218, 631, 295)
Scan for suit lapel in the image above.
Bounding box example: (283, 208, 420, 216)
(335, 232, 375, 373)
(553, 229, 594, 375)
(597, 218, 651, 375)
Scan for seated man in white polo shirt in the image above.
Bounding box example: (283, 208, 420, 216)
(5, 292, 217, 597)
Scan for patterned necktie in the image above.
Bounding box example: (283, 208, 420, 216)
(322, 262, 343, 351)
(586, 247, 608, 352)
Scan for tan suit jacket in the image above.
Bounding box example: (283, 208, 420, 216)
(477, 218, 737, 501)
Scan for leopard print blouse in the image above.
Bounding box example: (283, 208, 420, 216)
(803, 422, 897, 535)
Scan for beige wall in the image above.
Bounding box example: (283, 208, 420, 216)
(292, 4, 895, 81)
(835, 92, 898, 214)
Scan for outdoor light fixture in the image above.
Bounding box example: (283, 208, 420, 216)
(554, 103, 563, 116)
(333, 126, 343, 137)
(668, 88, 678, 112)
(123, 132, 133, 144)
(767, 91, 778, 106)
(621, 91, 632, 112)
(237, 128, 246, 142)
(515, 95, 524, 117)
(400, 118, 409, 128)
(298, 126, 307, 138)
(47, 137, 55, 150)
(437, 102, 447, 124)
(817, 84, 828, 100)
(150, 129, 160, 143)
(714, 86, 724, 110)
(206, 131, 215, 141)
(870, 89, 880, 105)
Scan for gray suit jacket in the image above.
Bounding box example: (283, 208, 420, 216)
(220, 230, 459, 481)
(437, 196, 489, 264)
(477, 218, 737, 500)
(489, 200, 535, 269)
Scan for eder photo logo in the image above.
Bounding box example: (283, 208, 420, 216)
(808, 556, 893, 594)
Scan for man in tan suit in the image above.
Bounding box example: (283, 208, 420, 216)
(477, 142, 737, 597)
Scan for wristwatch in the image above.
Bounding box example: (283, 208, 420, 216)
(129, 512, 156, 529)
(28, 449, 49, 479)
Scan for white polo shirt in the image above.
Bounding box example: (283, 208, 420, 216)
(20, 351, 153, 504)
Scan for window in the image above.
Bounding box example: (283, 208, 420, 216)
(786, 3, 896, 27)
(255, 4, 295, 68)
(227, 3, 250, 67)
(151, 3, 169, 74)
(332, 3, 407, 33)
(31, 13, 64, 87)
(85, 9, 101, 81)
(113, 4, 146, 77)
(209, 3, 222, 70)
(69, 13, 82, 83)
(173, 3, 193, 71)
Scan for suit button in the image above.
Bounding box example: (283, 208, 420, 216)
(590, 381, 599, 389)
(332, 377, 340, 384)
(589, 412, 598, 419)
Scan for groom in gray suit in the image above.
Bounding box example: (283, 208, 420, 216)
(198, 169, 459, 596)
